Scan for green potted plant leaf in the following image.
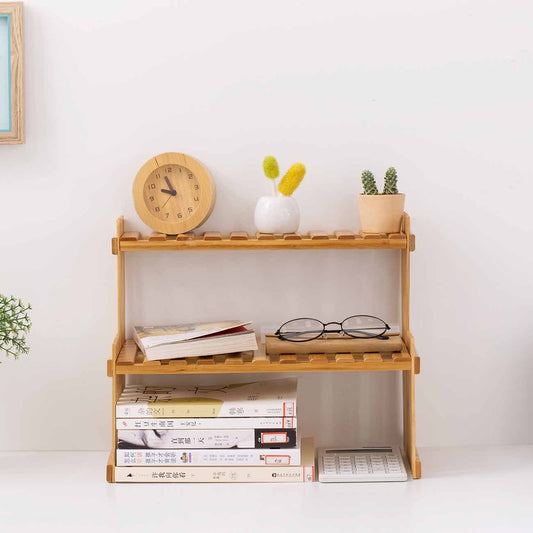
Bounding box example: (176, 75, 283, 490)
(0, 295, 31, 361)
(358, 167, 405, 233)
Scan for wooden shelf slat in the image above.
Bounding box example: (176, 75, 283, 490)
(309, 231, 329, 240)
(334, 230, 359, 240)
(203, 232, 222, 241)
(116, 340, 137, 365)
(113, 343, 411, 375)
(256, 232, 276, 240)
(149, 233, 166, 241)
(121, 231, 141, 241)
(229, 232, 249, 240)
(335, 353, 355, 363)
(363, 353, 383, 363)
(117, 232, 409, 251)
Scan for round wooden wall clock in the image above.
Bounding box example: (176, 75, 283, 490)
(133, 153, 216, 234)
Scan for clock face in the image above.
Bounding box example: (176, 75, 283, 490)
(133, 153, 216, 234)
(143, 164, 201, 223)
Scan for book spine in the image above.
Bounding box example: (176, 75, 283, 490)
(117, 428, 298, 449)
(116, 446, 301, 466)
(115, 464, 315, 483)
(115, 400, 296, 418)
(116, 417, 297, 430)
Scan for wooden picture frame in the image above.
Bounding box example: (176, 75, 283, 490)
(0, 2, 23, 144)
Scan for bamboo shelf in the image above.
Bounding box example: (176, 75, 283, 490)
(107, 213, 421, 482)
(108, 340, 418, 375)
(113, 230, 414, 252)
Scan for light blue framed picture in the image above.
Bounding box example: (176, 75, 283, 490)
(0, 2, 23, 144)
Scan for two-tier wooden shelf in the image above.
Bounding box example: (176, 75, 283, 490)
(107, 213, 421, 482)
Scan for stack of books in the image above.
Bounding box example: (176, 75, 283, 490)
(114, 378, 314, 483)
(132, 321, 258, 361)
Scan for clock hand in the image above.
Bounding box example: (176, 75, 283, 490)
(160, 188, 177, 196)
(164, 176, 176, 193)
(161, 195, 173, 209)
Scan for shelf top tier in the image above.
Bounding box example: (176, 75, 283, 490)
(113, 214, 413, 252)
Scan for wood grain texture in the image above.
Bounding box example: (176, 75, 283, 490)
(116, 340, 137, 365)
(113, 343, 412, 375)
(148, 232, 167, 241)
(0, 2, 24, 144)
(121, 231, 140, 241)
(108, 213, 422, 479)
(106, 451, 114, 483)
(118, 234, 407, 251)
(229, 231, 248, 240)
(132, 153, 216, 234)
(116, 217, 125, 351)
(265, 333, 402, 355)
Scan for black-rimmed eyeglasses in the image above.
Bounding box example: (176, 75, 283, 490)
(275, 315, 390, 342)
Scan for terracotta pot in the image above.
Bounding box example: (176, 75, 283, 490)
(358, 193, 405, 233)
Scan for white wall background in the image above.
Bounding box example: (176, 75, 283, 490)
(1, 0, 532, 450)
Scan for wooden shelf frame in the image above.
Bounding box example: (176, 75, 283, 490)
(112, 230, 412, 252)
(107, 213, 421, 481)
(108, 339, 418, 375)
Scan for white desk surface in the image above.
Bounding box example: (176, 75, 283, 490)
(1, 446, 532, 533)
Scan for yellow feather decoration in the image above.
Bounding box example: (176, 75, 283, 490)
(263, 156, 279, 179)
(278, 163, 306, 196)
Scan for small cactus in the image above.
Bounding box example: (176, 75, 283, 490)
(278, 163, 306, 196)
(263, 156, 279, 179)
(361, 170, 379, 195)
(383, 167, 398, 194)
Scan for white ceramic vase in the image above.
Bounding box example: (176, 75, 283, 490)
(254, 195, 300, 234)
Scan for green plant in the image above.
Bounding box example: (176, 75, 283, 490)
(361, 167, 400, 195)
(361, 170, 379, 195)
(383, 167, 398, 195)
(0, 295, 31, 361)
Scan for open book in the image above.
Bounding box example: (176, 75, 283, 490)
(133, 321, 258, 361)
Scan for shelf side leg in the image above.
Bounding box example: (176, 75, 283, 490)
(108, 217, 126, 483)
(116, 217, 126, 349)
(401, 213, 421, 478)
(401, 212, 411, 345)
(403, 367, 421, 478)
(108, 371, 125, 482)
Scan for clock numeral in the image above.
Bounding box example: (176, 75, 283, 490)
(194, 184, 199, 190)
(149, 196, 154, 201)
(193, 196, 199, 202)
(165, 212, 169, 218)
(155, 207, 160, 212)
(166, 167, 173, 172)
(148, 183, 156, 189)
(177, 213, 182, 218)
(188, 207, 193, 213)
(155, 173, 160, 179)
(188, 173, 194, 179)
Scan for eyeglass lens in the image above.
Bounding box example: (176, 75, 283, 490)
(341, 315, 388, 338)
(277, 318, 324, 342)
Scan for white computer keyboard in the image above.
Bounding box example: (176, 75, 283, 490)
(318, 446, 408, 482)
